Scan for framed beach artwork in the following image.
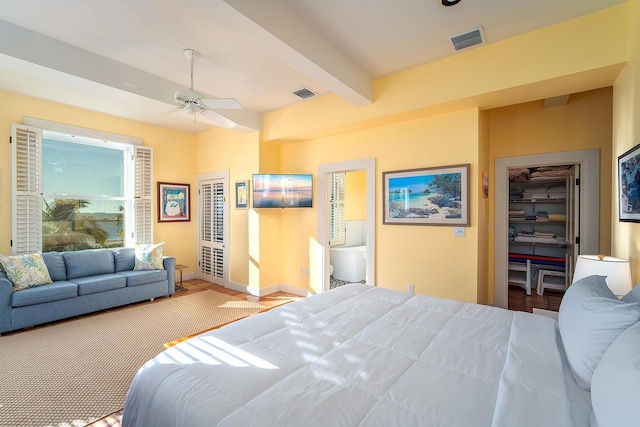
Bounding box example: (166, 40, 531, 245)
(235, 180, 249, 209)
(383, 164, 470, 226)
(618, 142, 640, 223)
(158, 182, 190, 222)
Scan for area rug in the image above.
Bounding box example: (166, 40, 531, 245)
(0, 290, 265, 427)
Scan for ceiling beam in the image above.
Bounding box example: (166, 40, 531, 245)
(0, 19, 263, 131)
(218, 0, 373, 107)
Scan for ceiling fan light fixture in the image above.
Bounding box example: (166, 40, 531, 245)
(186, 102, 196, 115)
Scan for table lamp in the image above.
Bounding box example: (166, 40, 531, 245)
(572, 254, 633, 297)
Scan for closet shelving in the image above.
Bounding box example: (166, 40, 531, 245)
(508, 168, 577, 296)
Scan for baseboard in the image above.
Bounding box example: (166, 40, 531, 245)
(227, 281, 308, 298)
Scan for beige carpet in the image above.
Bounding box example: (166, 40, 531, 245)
(0, 290, 265, 427)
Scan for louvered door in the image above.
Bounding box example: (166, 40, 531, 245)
(198, 178, 227, 285)
(11, 124, 43, 254)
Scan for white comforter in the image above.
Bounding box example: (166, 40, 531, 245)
(122, 284, 574, 427)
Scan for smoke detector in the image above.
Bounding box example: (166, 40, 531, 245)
(450, 26, 486, 51)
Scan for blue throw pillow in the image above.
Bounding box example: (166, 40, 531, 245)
(591, 320, 640, 427)
(558, 275, 640, 391)
(621, 284, 640, 303)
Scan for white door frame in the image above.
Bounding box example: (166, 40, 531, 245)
(494, 149, 600, 308)
(196, 170, 230, 286)
(317, 158, 376, 291)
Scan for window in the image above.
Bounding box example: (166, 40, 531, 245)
(10, 123, 153, 254)
(329, 172, 345, 246)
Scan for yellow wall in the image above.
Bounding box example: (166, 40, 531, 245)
(477, 111, 490, 304)
(277, 109, 481, 302)
(195, 128, 260, 285)
(612, 0, 640, 284)
(0, 90, 197, 267)
(488, 87, 614, 301)
(345, 170, 366, 221)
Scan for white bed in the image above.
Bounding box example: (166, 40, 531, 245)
(122, 280, 640, 427)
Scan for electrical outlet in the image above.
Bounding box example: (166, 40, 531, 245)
(454, 227, 466, 237)
(408, 283, 414, 293)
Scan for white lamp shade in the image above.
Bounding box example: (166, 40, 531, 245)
(572, 255, 633, 297)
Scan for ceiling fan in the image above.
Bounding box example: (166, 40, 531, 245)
(171, 48, 243, 128)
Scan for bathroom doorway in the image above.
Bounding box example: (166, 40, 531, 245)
(317, 158, 376, 292)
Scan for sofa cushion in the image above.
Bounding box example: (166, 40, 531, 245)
(0, 253, 53, 291)
(42, 252, 67, 281)
(117, 269, 168, 287)
(112, 247, 136, 272)
(133, 243, 165, 271)
(63, 249, 115, 279)
(12, 281, 78, 308)
(70, 274, 126, 295)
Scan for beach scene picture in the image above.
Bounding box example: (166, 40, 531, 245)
(252, 174, 313, 208)
(384, 165, 469, 225)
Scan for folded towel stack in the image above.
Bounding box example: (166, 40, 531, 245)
(509, 189, 523, 200)
(509, 210, 525, 219)
(522, 187, 549, 200)
(536, 211, 549, 222)
(547, 186, 567, 199)
(548, 213, 566, 221)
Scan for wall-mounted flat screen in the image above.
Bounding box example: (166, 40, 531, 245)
(252, 174, 313, 208)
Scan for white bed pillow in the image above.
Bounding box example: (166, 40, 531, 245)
(591, 320, 640, 427)
(557, 275, 640, 391)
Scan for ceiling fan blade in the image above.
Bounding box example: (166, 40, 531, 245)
(200, 98, 243, 110)
(200, 109, 238, 129)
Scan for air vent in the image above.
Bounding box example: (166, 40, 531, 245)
(450, 26, 485, 51)
(293, 87, 317, 100)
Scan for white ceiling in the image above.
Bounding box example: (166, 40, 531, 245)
(0, 0, 626, 134)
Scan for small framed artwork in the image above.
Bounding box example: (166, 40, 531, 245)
(235, 180, 249, 209)
(383, 164, 470, 226)
(482, 171, 489, 198)
(158, 182, 190, 222)
(618, 142, 640, 223)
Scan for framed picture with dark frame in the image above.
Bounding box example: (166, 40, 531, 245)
(618, 142, 640, 223)
(383, 164, 470, 226)
(158, 182, 190, 222)
(235, 180, 249, 209)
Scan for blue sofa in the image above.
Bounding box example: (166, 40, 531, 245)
(0, 248, 176, 334)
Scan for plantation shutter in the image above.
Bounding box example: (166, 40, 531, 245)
(329, 172, 346, 246)
(133, 146, 153, 244)
(199, 179, 226, 283)
(11, 124, 43, 254)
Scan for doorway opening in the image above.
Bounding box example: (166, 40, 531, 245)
(317, 158, 376, 292)
(494, 149, 600, 309)
(506, 163, 578, 312)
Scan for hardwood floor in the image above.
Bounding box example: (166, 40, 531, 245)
(508, 285, 564, 313)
